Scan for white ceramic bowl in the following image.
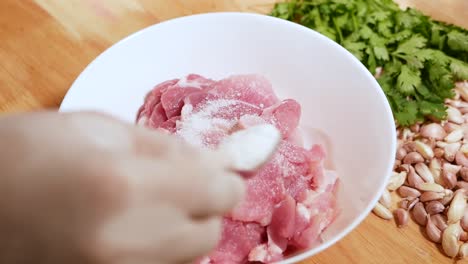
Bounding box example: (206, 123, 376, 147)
(60, 12, 396, 263)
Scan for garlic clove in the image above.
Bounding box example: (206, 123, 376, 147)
(420, 123, 447, 140)
(396, 164, 410, 173)
(434, 148, 445, 158)
(448, 189, 468, 224)
(441, 189, 455, 206)
(373, 202, 393, 220)
(444, 122, 461, 133)
(387, 171, 407, 191)
(457, 181, 468, 193)
(417, 182, 445, 192)
(437, 141, 448, 148)
(425, 201, 445, 215)
(456, 151, 468, 167)
(412, 202, 428, 226)
(461, 107, 468, 115)
(459, 243, 468, 259)
(462, 207, 468, 232)
(401, 128, 414, 141)
(420, 191, 445, 202)
(398, 186, 421, 198)
(432, 214, 448, 231)
(415, 163, 434, 183)
(400, 197, 419, 211)
(442, 222, 462, 257)
(394, 208, 409, 228)
(407, 166, 425, 189)
(461, 143, 468, 154)
(447, 106, 464, 124)
(443, 162, 462, 175)
(462, 231, 468, 242)
(444, 142, 461, 162)
(456, 81, 468, 102)
(430, 158, 443, 185)
(414, 141, 434, 159)
(410, 123, 420, 133)
(426, 215, 442, 243)
(396, 147, 407, 160)
(379, 189, 392, 208)
(403, 152, 424, 164)
(443, 170, 458, 190)
(446, 98, 468, 109)
(445, 128, 465, 143)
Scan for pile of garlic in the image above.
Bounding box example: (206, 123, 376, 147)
(374, 81, 468, 258)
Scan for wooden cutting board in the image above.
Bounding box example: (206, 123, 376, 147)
(0, 0, 467, 263)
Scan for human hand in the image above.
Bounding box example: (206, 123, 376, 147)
(0, 112, 245, 264)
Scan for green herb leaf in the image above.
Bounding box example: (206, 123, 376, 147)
(271, 0, 468, 126)
(397, 65, 421, 95)
(447, 30, 468, 52)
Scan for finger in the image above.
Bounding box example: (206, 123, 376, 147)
(98, 204, 186, 264)
(61, 112, 134, 153)
(131, 124, 232, 169)
(130, 125, 181, 157)
(157, 217, 222, 263)
(119, 157, 245, 217)
(99, 205, 221, 264)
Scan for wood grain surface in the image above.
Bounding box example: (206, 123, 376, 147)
(0, 0, 467, 263)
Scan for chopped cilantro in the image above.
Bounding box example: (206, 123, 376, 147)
(271, 0, 468, 126)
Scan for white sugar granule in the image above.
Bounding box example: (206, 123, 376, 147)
(176, 99, 240, 147)
(218, 124, 281, 171)
(273, 153, 295, 177)
(177, 75, 202, 89)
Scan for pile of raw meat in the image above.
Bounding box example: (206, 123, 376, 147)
(136, 74, 340, 263)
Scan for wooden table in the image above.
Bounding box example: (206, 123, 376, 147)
(1, 0, 467, 263)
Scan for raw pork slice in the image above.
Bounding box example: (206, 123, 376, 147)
(269, 195, 296, 239)
(262, 99, 301, 139)
(209, 75, 280, 108)
(160, 86, 200, 118)
(293, 192, 339, 248)
(137, 79, 178, 122)
(159, 116, 180, 133)
(249, 195, 295, 263)
(206, 219, 264, 264)
(177, 99, 262, 148)
(148, 103, 167, 128)
(230, 161, 286, 226)
(179, 74, 216, 90)
(248, 227, 287, 263)
(136, 74, 340, 263)
(277, 142, 315, 200)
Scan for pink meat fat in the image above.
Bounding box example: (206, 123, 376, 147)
(136, 74, 340, 263)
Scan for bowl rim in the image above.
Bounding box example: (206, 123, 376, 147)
(60, 12, 397, 263)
